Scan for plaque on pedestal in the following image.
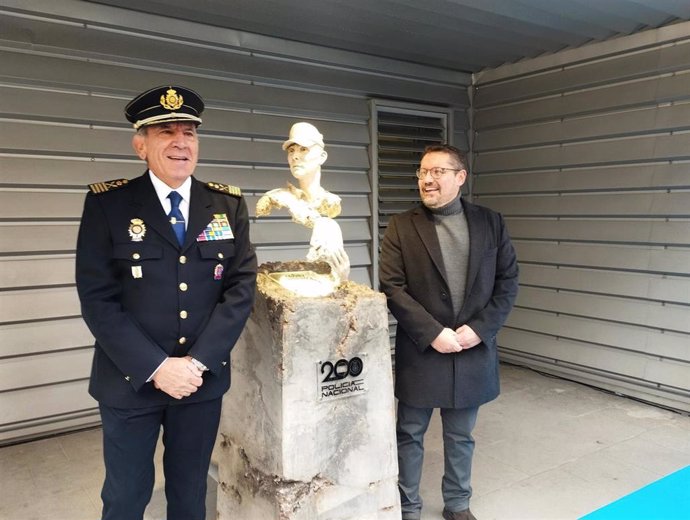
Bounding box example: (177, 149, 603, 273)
(215, 261, 401, 519)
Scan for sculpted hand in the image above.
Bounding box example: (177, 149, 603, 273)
(431, 327, 463, 354)
(326, 246, 351, 281)
(455, 324, 481, 350)
(307, 217, 350, 282)
(152, 357, 203, 399)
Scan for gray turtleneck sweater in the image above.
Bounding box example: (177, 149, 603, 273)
(428, 195, 470, 320)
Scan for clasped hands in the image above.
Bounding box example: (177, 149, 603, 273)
(307, 217, 350, 283)
(431, 325, 481, 354)
(152, 356, 204, 400)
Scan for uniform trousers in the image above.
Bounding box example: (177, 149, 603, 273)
(99, 397, 222, 520)
(397, 401, 479, 519)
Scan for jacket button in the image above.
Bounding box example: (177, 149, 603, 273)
(221, 361, 227, 366)
(125, 376, 131, 381)
(180, 310, 188, 319)
(217, 252, 224, 259)
(179, 255, 187, 264)
(178, 337, 187, 345)
(132, 253, 140, 260)
(441, 292, 448, 300)
(179, 282, 188, 291)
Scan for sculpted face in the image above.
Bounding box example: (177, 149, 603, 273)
(418, 151, 467, 209)
(132, 122, 199, 188)
(287, 143, 327, 181)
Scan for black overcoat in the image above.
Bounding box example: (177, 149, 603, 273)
(379, 199, 518, 409)
(76, 173, 257, 408)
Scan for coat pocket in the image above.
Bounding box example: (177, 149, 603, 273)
(198, 241, 236, 261)
(113, 243, 163, 262)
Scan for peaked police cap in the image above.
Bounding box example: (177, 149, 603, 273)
(125, 85, 204, 129)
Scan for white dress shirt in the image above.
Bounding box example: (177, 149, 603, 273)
(148, 170, 191, 230)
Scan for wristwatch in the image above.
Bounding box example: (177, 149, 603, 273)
(189, 357, 209, 372)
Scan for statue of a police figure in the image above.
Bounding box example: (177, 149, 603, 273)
(257, 122, 350, 283)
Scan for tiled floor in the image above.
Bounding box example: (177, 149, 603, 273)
(1, 364, 689, 520)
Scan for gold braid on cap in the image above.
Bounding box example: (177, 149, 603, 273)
(133, 113, 202, 130)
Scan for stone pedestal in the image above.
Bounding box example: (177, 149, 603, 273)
(216, 263, 400, 519)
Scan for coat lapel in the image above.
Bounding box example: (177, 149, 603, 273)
(463, 200, 487, 298)
(410, 200, 487, 299)
(183, 178, 213, 251)
(411, 206, 449, 287)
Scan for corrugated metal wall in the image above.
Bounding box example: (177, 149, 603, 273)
(0, 0, 470, 444)
(472, 25, 690, 412)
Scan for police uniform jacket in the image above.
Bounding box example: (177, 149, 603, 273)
(76, 172, 257, 408)
(379, 198, 518, 409)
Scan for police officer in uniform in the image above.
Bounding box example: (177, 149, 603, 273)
(75, 85, 257, 520)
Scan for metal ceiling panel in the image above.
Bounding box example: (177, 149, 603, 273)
(86, 0, 690, 72)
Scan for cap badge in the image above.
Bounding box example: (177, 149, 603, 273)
(128, 218, 146, 242)
(160, 88, 184, 110)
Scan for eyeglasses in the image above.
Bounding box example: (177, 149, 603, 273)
(415, 167, 461, 180)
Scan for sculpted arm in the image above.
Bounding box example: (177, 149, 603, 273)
(255, 188, 286, 217)
(256, 188, 323, 227)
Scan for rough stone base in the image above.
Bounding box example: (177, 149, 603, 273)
(216, 262, 400, 519)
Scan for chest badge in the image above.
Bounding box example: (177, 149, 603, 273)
(128, 218, 146, 242)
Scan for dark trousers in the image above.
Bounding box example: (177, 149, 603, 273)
(397, 402, 479, 519)
(99, 397, 222, 520)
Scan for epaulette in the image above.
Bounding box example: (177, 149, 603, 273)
(88, 178, 129, 194)
(207, 181, 242, 197)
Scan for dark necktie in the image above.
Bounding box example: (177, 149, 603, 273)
(167, 191, 185, 246)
